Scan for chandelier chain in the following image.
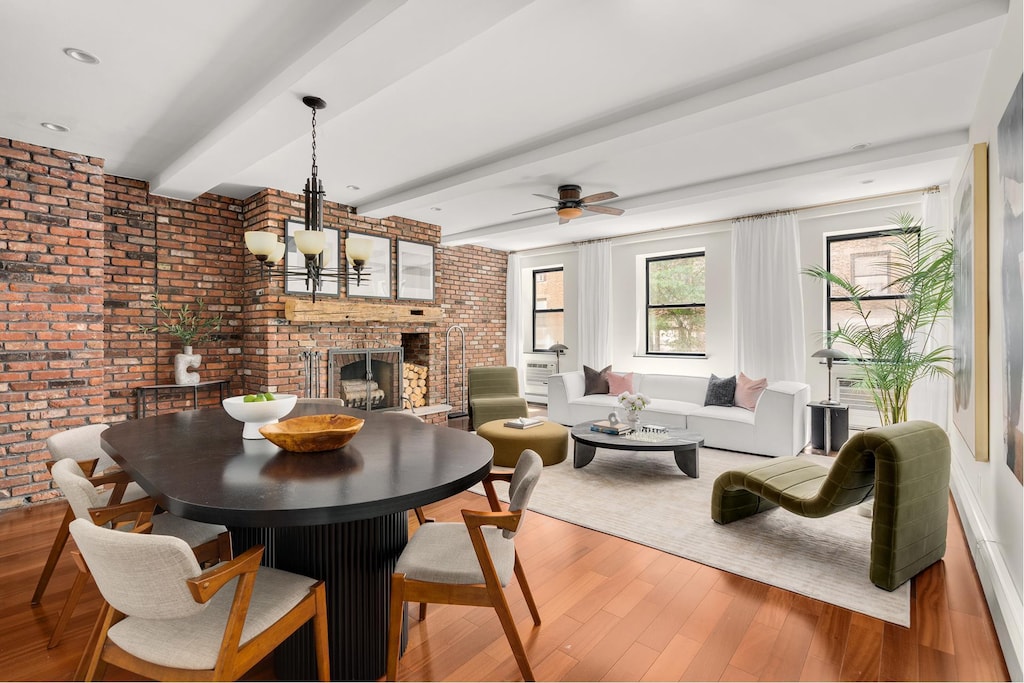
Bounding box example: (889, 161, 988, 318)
(310, 106, 318, 176)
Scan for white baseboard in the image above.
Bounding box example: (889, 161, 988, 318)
(949, 457, 1023, 682)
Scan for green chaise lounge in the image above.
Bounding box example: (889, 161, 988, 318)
(711, 420, 950, 591)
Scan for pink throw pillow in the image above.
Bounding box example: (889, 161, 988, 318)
(606, 371, 634, 395)
(734, 372, 767, 411)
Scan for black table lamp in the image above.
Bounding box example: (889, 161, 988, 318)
(549, 343, 568, 373)
(811, 347, 848, 405)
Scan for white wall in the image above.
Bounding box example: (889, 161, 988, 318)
(950, 1, 1024, 678)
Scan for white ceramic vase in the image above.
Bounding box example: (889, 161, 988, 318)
(174, 345, 202, 385)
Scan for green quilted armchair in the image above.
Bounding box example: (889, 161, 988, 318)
(468, 366, 529, 430)
(711, 420, 950, 591)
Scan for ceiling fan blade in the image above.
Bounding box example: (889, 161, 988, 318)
(583, 204, 625, 216)
(512, 206, 556, 216)
(559, 216, 571, 225)
(579, 191, 618, 204)
(532, 193, 561, 202)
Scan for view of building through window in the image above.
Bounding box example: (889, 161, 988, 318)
(826, 230, 913, 337)
(533, 267, 564, 351)
(646, 253, 706, 355)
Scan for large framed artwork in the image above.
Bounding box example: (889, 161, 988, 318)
(284, 221, 340, 297)
(345, 232, 392, 299)
(397, 240, 435, 301)
(996, 75, 1023, 483)
(952, 142, 989, 462)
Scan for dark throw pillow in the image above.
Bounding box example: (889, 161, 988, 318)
(704, 373, 737, 407)
(583, 364, 612, 395)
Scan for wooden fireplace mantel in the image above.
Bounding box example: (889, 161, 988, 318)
(284, 298, 443, 324)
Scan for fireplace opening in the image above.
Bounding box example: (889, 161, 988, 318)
(401, 333, 430, 409)
(327, 348, 403, 411)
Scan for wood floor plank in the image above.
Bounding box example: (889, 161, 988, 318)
(837, 613, 884, 681)
(0, 488, 1010, 683)
(727, 622, 781, 677)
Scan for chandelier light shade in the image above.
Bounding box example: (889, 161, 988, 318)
(811, 347, 849, 405)
(346, 235, 373, 285)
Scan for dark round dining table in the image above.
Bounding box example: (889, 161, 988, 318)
(101, 401, 493, 681)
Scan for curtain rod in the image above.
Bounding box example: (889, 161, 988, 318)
(513, 185, 941, 252)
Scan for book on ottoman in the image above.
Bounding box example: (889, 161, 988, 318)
(504, 417, 543, 429)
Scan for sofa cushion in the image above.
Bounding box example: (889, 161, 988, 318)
(635, 374, 707, 404)
(583, 365, 611, 395)
(704, 374, 737, 407)
(690, 405, 756, 425)
(606, 371, 634, 395)
(644, 399, 702, 427)
(734, 372, 768, 411)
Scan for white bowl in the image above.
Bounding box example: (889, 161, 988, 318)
(222, 394, 298, 439)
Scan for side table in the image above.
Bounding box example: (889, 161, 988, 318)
(807, 402, 850, 453)
(135, 379, 231, 418)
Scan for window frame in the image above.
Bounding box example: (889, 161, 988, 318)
(644, 251, 706, 357)
(531, 267, 564, 352)
(824, 227, 918, 333)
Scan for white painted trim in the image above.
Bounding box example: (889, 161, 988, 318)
(949, 454, 1023, 682)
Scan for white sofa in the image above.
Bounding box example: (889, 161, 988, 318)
(547, 371, 810, 458)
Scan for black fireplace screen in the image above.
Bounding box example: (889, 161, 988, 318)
(327, 348, 403, 411)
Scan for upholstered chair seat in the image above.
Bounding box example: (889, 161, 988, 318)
(468, 366, 529, 430)
(395, 524, 517, 586)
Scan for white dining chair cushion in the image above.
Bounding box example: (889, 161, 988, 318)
(150, 513, 228, 548)
(105, 565, 318, 670)
(394, 523, 516, 586)
(69, 519, 205, 619)
(51, 458, 105, 519)
(503, 449, 542, 539)
(46, 423, 117, 472)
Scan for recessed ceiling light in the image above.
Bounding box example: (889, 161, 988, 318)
(861, 179, 875, 184)
(40, 122, 70, 133)
(850, 143, 871, 151)
(63, 47, 99, 64)
(346, 184, 360, 191)
(429, 207, 442, 212)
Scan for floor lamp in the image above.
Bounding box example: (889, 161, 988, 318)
(549, 343, 568, 373)
(811, 347, 847, 405)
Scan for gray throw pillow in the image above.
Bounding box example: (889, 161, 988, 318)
(704, 373, 737, 406)
(583, 365, 612, 395)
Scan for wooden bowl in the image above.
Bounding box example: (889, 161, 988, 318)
(259, 414, 365, 452)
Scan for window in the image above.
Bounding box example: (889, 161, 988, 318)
(826, 229, 915, 334)
(646, 252, 705, 355)
(532, 267, 563, 351)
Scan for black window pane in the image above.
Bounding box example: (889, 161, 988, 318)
(534, 311, 564, 350)
(647, 307, 705, 354)
(649, 256, 705, 305)
(534, 270, 563, 309)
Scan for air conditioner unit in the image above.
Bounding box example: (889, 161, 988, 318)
(836, 377, 881, 429)
(525, 361, 556, 390)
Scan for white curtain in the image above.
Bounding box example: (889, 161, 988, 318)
(577, 240, 612, 369)
(505, 252, 525, 388)
(909, 188, 951, 427)
(732, 212, 806, 381)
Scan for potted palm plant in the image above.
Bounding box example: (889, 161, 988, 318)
(802, 212, 954, 425)
(138, 292, 224, 385)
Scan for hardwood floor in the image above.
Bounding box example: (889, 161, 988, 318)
(0, 484, 1008, 681)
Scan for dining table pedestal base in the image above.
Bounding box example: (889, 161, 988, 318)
(231, 511, 409, 681)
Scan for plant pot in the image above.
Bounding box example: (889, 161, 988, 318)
(174, 345, 202, 385)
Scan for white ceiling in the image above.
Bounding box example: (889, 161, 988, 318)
(0, 0, 1008, 251)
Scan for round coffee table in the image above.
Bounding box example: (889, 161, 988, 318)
(570, 421, 704, 478)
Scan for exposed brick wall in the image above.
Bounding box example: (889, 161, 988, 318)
(0, 137, 508, 508)
(0, 139, 106, 507)
(103, 177, 245, 421)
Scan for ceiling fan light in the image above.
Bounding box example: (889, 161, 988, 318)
(557, 206, 583, 220)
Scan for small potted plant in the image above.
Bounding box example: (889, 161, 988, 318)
(138, 292, 224, 385)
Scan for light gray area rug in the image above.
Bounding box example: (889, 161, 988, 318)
(476, 446, 910, 626)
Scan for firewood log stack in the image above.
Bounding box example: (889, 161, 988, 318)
(403, 362, 428, 408)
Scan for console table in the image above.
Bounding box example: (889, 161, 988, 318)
(135, 379, 231, 418)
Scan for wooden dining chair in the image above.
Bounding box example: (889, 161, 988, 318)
(46, 458, 232, 648)
(31, 423, 148, 606)
(386, 449, 543, 681)
(68, 518, 330, 682)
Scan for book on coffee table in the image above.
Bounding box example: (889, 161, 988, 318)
(590, 420, 632, 435)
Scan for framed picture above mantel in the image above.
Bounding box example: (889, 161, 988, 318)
(345, 232, 392, 299)
(397, 239, 435, 301)
(284, 220, 340, 298)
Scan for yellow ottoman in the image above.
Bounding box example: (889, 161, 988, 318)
(476, 419, 568, 467)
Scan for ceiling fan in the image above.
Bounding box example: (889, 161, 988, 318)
(514, 184, 625, 224)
